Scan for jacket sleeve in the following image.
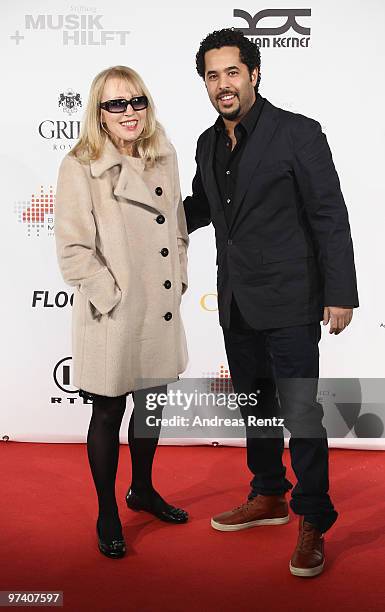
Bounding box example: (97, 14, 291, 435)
(171, 146, 189, 295)
(292, 118, 359, 308)
(54, 154, 122, 315)
(183, 141, 212, 234)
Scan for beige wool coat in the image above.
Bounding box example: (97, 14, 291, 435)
(55, 134, 189, 397)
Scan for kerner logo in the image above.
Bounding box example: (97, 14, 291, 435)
(233, 8, 311, 48)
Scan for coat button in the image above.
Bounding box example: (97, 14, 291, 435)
(164, 312, 172, 321)
(155, 187, 163, 196)
(160, 248, 169, 257)
(163, 280, 172, 289)
(227, 239, 233, 245)
(156, 214, 165, 224)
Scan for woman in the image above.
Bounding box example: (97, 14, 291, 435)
(55, 66, 189, 559)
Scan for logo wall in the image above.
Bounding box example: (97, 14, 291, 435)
(14, 89, 83, 236)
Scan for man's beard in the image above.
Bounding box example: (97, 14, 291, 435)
(216, 91, 241, 121)
(220, 103, 241, 121)
(217, 83, 259, 121)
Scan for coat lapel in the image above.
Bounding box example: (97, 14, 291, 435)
(199, 128, 222, 213)
(229, 100, 280, 232)
(90, 135, 172, 215)
(113, 161, 165, 212)
(199, 99, 280, 229)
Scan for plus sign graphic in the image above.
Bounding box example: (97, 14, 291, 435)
(10, 31, 24, 45)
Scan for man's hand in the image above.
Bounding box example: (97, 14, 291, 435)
(323, 306, 353, 334)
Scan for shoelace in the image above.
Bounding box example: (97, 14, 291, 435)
(298, 524, 322, 552)
(233, 499, 257, 514)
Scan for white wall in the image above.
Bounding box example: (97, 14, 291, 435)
(1, 0, 384, 447)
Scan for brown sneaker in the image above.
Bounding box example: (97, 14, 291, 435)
(289, 516, 325, 577)
(211, 494, 289, 532)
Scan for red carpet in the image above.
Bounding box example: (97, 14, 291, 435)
(1, 443, 385, 611)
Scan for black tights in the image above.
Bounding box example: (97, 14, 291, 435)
(86, 387, 165, 540)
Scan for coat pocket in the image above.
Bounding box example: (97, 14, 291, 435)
(254, 160, 292, 177)
(88, 293, 123, 320)
(262, 241, 314, 264)
(79, 266, 122, 315)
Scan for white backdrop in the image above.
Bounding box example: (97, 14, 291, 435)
(1, 0, 384, 448)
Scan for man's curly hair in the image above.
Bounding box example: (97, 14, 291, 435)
(196, 28, 261, 89)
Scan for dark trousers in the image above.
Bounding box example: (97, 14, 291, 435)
(222, 296, 338, 533)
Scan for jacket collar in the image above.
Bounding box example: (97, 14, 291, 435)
(89, 131, 173, 214)
(201, 95, 280, 232)
(89, 130, 173, 179)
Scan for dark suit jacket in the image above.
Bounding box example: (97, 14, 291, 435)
(183, 94, 359, 329)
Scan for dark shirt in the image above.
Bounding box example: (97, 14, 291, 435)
(214, 93, 265, 226)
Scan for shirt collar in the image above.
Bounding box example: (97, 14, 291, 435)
(214, 92, 265, 137)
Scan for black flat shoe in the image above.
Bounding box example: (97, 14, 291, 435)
(125, 488, 189, 524)
(96, 522, 126, 559)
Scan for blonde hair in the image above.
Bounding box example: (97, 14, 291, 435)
(71, 65, 163, 165)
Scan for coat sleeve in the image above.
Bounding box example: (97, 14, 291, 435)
(292, 118, 359, 308)
(54, 154, 122, 315)
(183, 140, 212, 234)
(171, 147, 189, 295)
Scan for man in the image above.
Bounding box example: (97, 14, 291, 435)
(183, 28, 358, 577)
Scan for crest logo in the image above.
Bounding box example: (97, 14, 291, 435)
(58, 89, 82, 115)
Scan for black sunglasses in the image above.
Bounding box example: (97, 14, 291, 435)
(100, 96, 148, 113)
